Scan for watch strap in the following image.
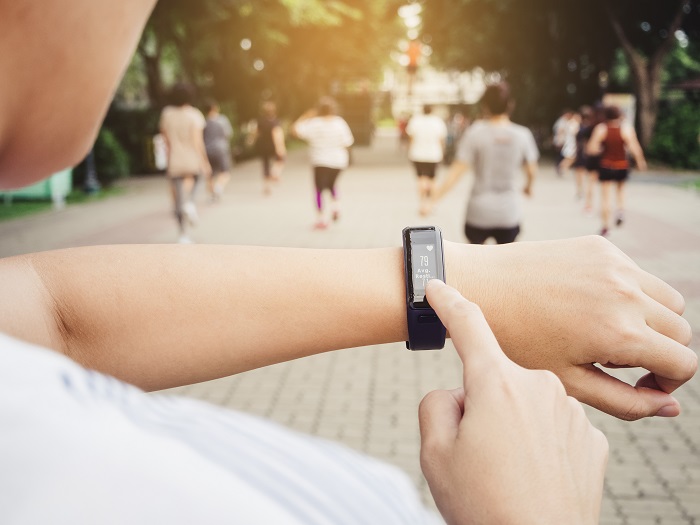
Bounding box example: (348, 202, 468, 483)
(405, 307, 446, 350)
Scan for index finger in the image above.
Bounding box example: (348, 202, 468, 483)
(425, 280, 508, 384)
(638, 271, 685, 315)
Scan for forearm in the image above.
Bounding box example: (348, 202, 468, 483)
(433, 162, 466, 202)
(2, 243, 491, 391)
(272, 127, 286, 155)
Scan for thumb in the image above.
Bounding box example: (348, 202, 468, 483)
(419, 388, 464, 453)
(425, 280, 508, 388)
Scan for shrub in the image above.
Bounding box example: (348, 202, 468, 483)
(73, 128, 130, 188)
(648, 101, 700, 169)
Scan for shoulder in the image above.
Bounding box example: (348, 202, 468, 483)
(160, 105, 175, 122)
(189, 107, 206, 123)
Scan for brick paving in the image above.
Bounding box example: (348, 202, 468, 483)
(1, 131, 698, 523)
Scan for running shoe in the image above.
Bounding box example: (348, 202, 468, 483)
(313, 221, 328, 230)
(183, 202, 199, 226)
(615, 211, 624, 226)
(177, 235, 193, 244)
(599, 227, 609, 237)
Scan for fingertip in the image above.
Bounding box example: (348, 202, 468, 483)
(425, 279, 446, 293)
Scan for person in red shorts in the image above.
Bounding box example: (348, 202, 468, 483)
(587, 105, 647, 237)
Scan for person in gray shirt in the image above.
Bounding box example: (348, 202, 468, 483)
(203, 100, 234, 202)
(431, 82, 538, 244)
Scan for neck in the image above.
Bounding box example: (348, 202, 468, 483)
(488, 114, 510, 124)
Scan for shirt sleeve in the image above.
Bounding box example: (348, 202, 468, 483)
(222, 116, 233, 139)
(193, 109, 206, 130)
(405, 117, 415, 137)
(294, 119, 312, 140)
(159, 107, 170, 133)
(438, 119, 448, 139)
(340, 119, 354, 147)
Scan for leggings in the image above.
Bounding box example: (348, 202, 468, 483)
(313, 166, 341, 210)
(170, 175, 201, 229)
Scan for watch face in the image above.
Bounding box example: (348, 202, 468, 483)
(406, 228, 443, 308)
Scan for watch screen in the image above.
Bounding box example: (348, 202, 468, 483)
(409, 229, 441, 306)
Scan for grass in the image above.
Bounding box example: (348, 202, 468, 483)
(0, 186, 125, 222)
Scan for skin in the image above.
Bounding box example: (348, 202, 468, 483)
(0, 1, 697, 521)
(420, 280, 608, 525)
(0, 238, 694, 420)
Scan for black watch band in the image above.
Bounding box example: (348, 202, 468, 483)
(402, 226, 446, 351)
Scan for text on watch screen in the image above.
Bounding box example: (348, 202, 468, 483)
(411, 240, 438, 303)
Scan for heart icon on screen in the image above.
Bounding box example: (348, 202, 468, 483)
(426, 245, 434, 251)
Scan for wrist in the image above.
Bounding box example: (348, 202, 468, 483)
(443, 240, 500, 329)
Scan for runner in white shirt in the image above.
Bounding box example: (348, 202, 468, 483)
(406, 105, 448, 215)
(293, 98, 354, 230)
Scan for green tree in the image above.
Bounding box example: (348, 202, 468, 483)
(422, 0, 700, 145)
(129, 0, 403, 118)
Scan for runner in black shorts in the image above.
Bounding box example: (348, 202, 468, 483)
(250, 101, 286, 195)
(413, 161, 438, 179)
(586, 105, 647, 237)
(597, 167, 628, 182)
(464, 224, 520, 245)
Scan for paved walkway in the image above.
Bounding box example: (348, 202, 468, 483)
(1, 131, 699, 523)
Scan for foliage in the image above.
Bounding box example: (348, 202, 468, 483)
(73, 128, 131, 188)
(125, 0, 403, 118)
(421, 0, 700, 126)
(648, 100, 700, 169)
(103, 107, 162, 174)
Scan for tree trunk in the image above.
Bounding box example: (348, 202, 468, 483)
(141, 51, 165, 109)
(606, 1, 688, 148)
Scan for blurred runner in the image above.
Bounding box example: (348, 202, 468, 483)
(552, 109, 573, 176)
(406, 104, 447, 216)
(249, 101, 286, 195)
(159, 83, 211, 244)
(572, 106, 593, 202)
(431, 82, 538, 244)
(445, 110, 468, 165)
(587, 105, 647, 237)
(558, 110, 581, 178)
(293, 97, 354, 230)
(203, 100, 233, 203)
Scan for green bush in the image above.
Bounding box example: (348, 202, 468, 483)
(103, 107, 161, 174)
(74, 128, 130, 188)
(648, 101, 700, 169)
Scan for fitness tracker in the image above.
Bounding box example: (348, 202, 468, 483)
(402, 226, 446, 350)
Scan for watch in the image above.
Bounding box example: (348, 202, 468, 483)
(402, 226, 446, 350)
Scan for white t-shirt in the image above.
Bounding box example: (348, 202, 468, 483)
(159, 105, 207, 177)
(0, 333, 441, 525)
(295, 116, 354, 169)
(406, 114, 448, 163)
(457, 120, 539, 229)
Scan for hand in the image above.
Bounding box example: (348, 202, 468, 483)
(446, 236, 697, 420)
(420, 280, 608, 525)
